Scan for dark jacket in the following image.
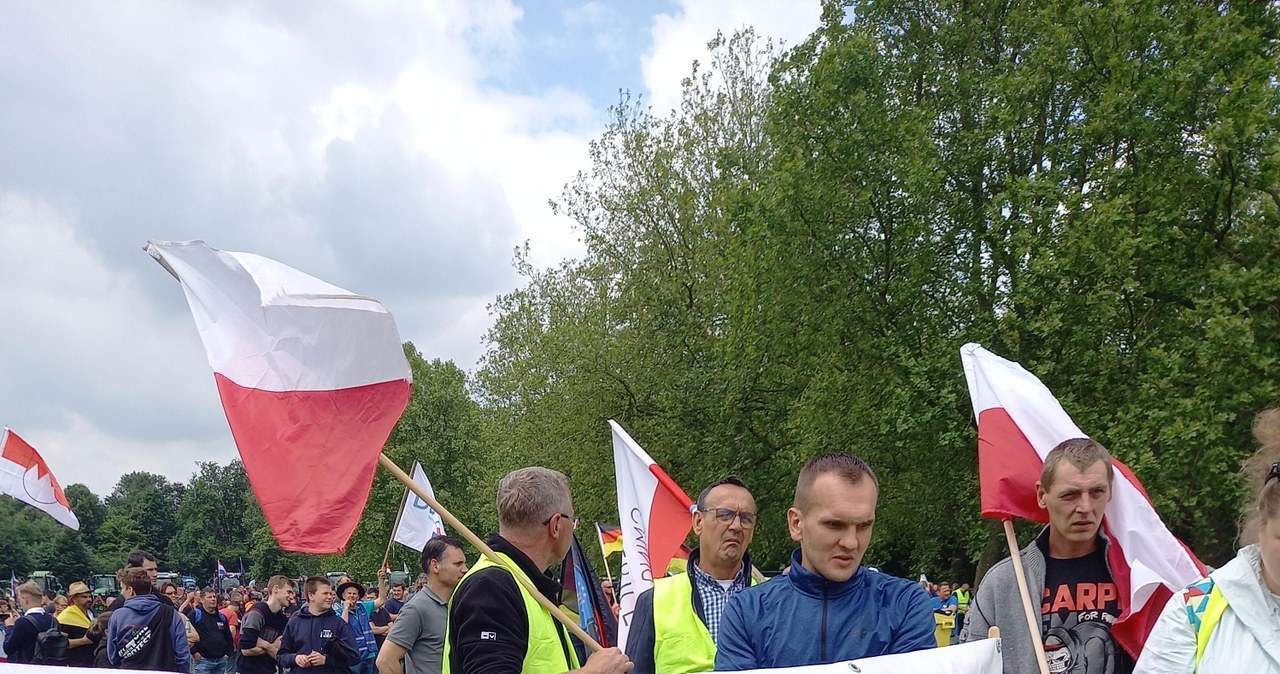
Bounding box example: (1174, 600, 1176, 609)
(715, 549, 936, 670)
(446, 534, 574, 674)
(3, 609, 54, 664)
(107, 593, 192, 672)
(277, 604, 360, 674)
(626, 549, 754, 674)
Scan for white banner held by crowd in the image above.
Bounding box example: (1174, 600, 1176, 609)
(393, 461, 447, 551)
(720, 638, 1002, 674)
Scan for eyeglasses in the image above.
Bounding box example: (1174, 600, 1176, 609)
(1267, 462, 1280, 485)
(702, 508, 758, 528)
(543, 513, 580, 530)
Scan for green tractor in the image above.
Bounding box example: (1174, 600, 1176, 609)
(91, 574, 119, 598)
(28, 571, 62, 595)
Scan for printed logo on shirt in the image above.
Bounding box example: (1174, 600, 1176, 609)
(480, 631, 497, 641)
(320, 629, 334, 639)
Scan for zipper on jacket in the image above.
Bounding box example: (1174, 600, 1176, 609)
(820, 582, 829, 661)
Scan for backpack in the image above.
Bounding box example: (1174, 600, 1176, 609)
(25, 614, 70, 665)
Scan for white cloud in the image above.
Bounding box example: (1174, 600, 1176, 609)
(0, 0, 825, 499)
(641, 0, 823, 115)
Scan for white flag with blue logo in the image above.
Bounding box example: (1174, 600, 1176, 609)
(393, 462, 447, 551)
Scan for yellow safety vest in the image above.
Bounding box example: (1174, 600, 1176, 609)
(955, 589, 971, 612)
(652, 571, 754, 674)
(444, 553, 581, 674)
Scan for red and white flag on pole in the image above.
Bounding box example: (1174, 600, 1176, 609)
(960, 343, 1204, 655)
(0, 428, 79, 529)
(147, 240, 412, 554)
(610, 420, 695, 652)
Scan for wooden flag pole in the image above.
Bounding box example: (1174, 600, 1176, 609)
(378, 454, 604, 653)
(1003, 519, 1050, 674)
(382, 484, 411, 569)
(594, 525, 618, 591)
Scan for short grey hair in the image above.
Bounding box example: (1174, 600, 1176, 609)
(497, 467, 572, 530)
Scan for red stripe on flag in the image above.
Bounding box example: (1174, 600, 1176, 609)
(646, 464, 694, 576)
(976, 408, 1048, 522)
(216, 373, 412, 554)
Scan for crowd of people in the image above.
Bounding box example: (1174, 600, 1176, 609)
(6, 410, 1280, 674)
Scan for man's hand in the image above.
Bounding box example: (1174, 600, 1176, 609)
(309, 651, 327, 667)
(579, 647, 633, 674)
(3, 614, 16, 628)
(268, 637, 282, 656)
(377, 567, 388, 581)
(295, 654, 312, 668)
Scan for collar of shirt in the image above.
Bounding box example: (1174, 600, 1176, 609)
(24, 607, 46, 616)
(690, 559, 748, 594)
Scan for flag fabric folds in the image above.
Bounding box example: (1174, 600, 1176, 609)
(960, 343, 1205, 656)
(394, 461, 448, 551)
(0, 428, 78, 530)
(610, 420, 695, 652)
(596, 524, 623, 558)
(147, 240, 413, 554)
(560, 534, 618, 651)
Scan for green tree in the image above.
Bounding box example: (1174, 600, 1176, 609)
(94, 515, 148, 573)
(105, 472, 183, 564)
(65, 484, 106, 546)
(35, 529, 95, 582)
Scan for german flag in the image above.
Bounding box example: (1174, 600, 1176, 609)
(596, 524, 624, 557)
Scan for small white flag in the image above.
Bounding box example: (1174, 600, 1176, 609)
(393, 462, 447, 551)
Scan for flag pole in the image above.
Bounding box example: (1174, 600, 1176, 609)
(378, 453, 603, 653)
(1003, 520, 1050, 674)
(382, 484, 411, 570)
(594, 524, 617, 590)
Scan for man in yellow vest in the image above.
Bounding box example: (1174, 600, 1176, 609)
(625, 476, 758, 674)
(444, 467, 632, 674)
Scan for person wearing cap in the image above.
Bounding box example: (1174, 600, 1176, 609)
(59, 581, 97, 667)
(336, 568, 389, 674)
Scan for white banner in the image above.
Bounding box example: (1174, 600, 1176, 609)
(393, 461, 446, 551)
(0, 638, 1001, 674)
(719, 638, 1002, 674)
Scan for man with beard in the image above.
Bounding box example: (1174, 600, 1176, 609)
(626, 477, 758, 674)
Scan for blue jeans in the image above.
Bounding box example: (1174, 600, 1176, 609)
(195, 656, 229, 674)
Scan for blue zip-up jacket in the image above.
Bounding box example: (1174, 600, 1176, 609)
(277, 605, 360, 674)
(715, 549, 936, 670)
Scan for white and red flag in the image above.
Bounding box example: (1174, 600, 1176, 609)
(609, 420, 695, 652)
(960, 343, 1204, 655)
(0, 428, 79, 529)
(147, 240, 412, 554)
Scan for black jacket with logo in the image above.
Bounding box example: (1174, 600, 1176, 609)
(446, 535, 574, 674)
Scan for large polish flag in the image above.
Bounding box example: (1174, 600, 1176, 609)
(610, 420, 695, 652)
(960, 343, 1204, 656)
(147, 241, 412, 554)
(0, 428, 79, 530)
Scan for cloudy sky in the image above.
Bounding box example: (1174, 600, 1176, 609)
(0, 0, 821, 498)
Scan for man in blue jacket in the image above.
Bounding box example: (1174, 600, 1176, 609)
(278, 577, 360, 674)
(715, 453, 936, 670)
(108, 567, 192, 672)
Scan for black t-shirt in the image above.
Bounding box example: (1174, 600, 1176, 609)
(190, 608, 234, 658)
(371, 606, 390, 650)
(1039, 546, 1133, 674)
